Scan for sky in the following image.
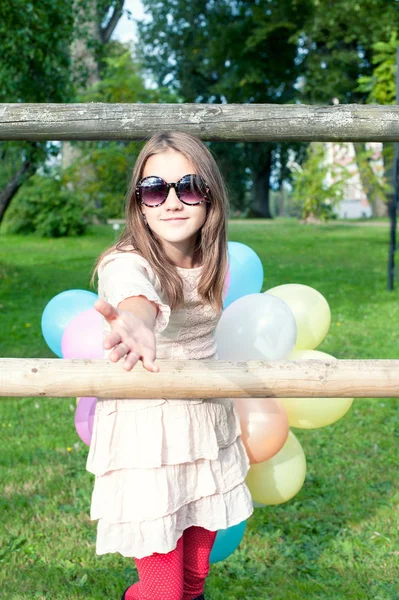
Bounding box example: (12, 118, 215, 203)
(112, 0, 146, 44)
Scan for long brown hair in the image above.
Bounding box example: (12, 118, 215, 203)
(93, 131, 229, 312)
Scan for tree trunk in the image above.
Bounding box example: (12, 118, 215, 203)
(278, 184, 285, 217)
(0, 160, 35, 222)
(251, 149, 272, 218)
(62, 0, 102, 169)
(354, 142, 388, 218)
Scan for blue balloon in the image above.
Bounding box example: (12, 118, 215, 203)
(41, 289, 98, 357)
(210, 520, 247, 563)
(223, 242, 264, 309)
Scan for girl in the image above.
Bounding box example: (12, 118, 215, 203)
(87, 131, 253, 600)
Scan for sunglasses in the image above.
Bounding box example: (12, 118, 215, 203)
(135, 174, 210, 207)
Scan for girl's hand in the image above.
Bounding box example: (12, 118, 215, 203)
(94, 299, 159, 373)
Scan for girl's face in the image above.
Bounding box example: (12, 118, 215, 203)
(140, 149, 208, 256)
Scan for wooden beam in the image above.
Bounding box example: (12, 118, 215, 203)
(0, 103, 399, 142)
(1, 358, 399, 398)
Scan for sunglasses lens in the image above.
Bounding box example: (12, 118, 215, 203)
(140, 177, 166, 206)
(178, 175, 207, 204)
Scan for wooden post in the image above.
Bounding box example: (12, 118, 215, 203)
(1, 104, 399, 142)
(1, 358, 399, 399)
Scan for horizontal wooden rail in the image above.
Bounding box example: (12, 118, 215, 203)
(1, 358, 399, 398)
(1, 103, 398, 142)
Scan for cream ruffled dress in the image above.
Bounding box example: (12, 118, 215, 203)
(86, 250, 254, 559)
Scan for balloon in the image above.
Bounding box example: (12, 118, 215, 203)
(216, 293, 297, 360)
(74, 396, 97, 446)
(265, 284, 331, 351)
(61, 308, 104, 359)
(246, 431, 306, 505)
(223, 242, 264, 308)
(41, 289, 98, 357)
(281, 349, 354, 429)
(234, 398, 289, 464)
(210, 520, 247, 563)
(223, 268, 231, 300)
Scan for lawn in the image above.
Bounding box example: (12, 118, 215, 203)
(1, 219, 399, 600)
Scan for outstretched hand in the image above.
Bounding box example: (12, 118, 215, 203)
(94, 299, 159, 372)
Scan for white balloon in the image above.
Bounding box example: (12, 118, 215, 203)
(215, 293, 297, 360)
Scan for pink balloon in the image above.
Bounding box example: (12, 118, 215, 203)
(233, 398, 289, 464)
(223, 268, 231, 300)
(74, 396, 97, 446)
(61, 308, 103, 359)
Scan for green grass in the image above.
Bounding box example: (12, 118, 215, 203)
(1, 220, 399, 599)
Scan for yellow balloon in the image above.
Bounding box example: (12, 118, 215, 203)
(265, 283, 331, 350)
(246, 431, 306, 505)
(281, 349, 354, 429)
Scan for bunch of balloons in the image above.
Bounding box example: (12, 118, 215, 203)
(217, 241, 353, 513)
(41, 289, 103, 447)
(39, 242, 353, 564)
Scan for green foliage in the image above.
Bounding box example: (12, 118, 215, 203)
(64, 41, 178, 219)
(3, 172, 93, 237)
(65, 141, 138, 220)
(79, 41, 178, 104)
(290, 144, 347, 221)
(354, 144, 392, 210)
(0, 0, 74, 103)
(0, 0, 77, 223)
(357, 32, 398, 104)
(300, 0, 399, 104)
(137, 0, 313, 215)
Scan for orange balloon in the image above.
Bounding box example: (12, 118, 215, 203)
(233, 398, 289, 464)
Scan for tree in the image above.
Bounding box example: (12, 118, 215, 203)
(300, 0, 399, 104)
(63, 41, 179, 220)
(300, 0, 399, 217)
(62, 0, 125, 168)
(289, 143, 347, 222)
(357, 32, 398, 105)
(0, 0, 126, 224)
(0, 0, 75, 222)
(137, 0, 312, 217)
(357, 31, 398, 215)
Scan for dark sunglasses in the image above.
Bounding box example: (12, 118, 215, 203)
(135, 174, 210, 207)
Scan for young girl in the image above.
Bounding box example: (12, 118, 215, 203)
(87, 131, 254, 600)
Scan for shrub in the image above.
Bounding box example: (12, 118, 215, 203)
(4, 173, 94, 237)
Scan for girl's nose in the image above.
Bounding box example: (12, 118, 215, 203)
(164, 186, 183, 208)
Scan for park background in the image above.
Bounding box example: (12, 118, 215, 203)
(1, 1, 399, 598)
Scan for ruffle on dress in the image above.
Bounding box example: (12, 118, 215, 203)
(87, 397, 253, 558)
(95, 483, 254, 558)
(86, 398, 243, 473)
(90, 439, 250, 523)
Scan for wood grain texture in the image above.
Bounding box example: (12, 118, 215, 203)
(0, 103, 398, 141)
(1, 359, 399, 398)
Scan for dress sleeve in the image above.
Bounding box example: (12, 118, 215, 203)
(98, 252, 171, 333)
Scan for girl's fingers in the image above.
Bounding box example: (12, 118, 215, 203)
(104, 331, 122, 349)
(141, 349, 159, 373)
(109, 342, 130, 362)
(123, 351, 140, 371)
(94, 299, 119, 322)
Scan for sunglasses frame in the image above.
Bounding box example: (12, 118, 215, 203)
(135, 174, 211, 207)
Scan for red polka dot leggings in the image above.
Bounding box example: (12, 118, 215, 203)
(124, 526, 217, 600)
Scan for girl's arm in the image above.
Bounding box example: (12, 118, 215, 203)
(118, 296, 158, 331)
(94, 297, 159, 373)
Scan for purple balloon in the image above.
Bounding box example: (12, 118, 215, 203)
(74, 396, 97, 446)
(61, 308, 104, 359)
